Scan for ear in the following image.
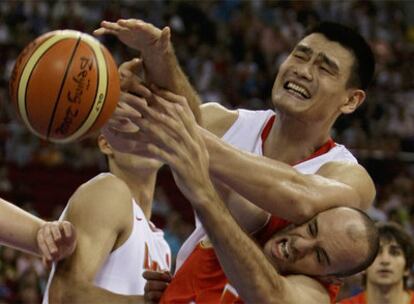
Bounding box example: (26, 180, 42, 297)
(98, 134, 113, 157)
(404, 268, 410, 277)
(341, 89, 366, 114)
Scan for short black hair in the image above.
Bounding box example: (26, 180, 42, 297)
(374, 221, 414, 288)
(332, 208, 379, 278)
(305, 22, 375, 90)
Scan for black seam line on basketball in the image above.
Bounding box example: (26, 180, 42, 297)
(76, 39, 101, 138)
(23, 35, 55, 124)
(46, 35, 82, 140)
(83, 45, 108, 135)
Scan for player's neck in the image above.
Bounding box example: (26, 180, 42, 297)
(111, 167, 157, 219)
(366, 281, 409, 304)
(263, 113, 332, 164)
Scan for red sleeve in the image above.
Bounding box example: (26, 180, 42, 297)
(254, 215, 290, 246)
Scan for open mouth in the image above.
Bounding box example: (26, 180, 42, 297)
(273, 239, 292, 261)
(283, 81, 311, 99)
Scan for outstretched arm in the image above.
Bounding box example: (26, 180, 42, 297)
(0, 198, 76, 262)
(94, 19, 201, 121)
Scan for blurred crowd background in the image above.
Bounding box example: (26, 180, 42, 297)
(0, 0, 413, 302)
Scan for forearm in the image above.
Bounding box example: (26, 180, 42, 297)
(49, 275, 144, 304)
(203, 131, 311, 222)
(0, 198, 43, 255)
(143, 46, 202, 121)
(203, 129, 350, 222)
(193, 183, 284, 303)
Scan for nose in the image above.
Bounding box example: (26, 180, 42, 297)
(292, 237, 317, 259)
(293, 62, 313, 81)
(377, 251, 391, 265)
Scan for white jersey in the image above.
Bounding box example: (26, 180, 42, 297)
(175, 109, 358, 271)
(43, 198, 171, 303)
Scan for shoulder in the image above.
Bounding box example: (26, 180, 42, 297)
(65, 173, 132, 227)
(279, 275, 331, 304)
(200, 102, 238, 137)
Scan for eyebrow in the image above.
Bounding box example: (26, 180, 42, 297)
(295, 44, 313, 56)
(295, 44, 339, 74)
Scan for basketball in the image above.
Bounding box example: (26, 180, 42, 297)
(9, 30, 120, 143)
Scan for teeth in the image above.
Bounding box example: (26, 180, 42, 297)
(280, 241, 289, 259)
(286, 82, 310, 98)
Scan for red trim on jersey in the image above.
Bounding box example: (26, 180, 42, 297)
(254, 216, 290, 246)
(293, 138, 336, 165)
(260, 115, 276, 144)
(260, 114, 337, 165)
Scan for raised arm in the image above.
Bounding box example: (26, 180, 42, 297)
(201, 127, 375, 223)
(94, 18, 202, 120)
(47, 174, 143, 303)
(0, 198, 76, 261)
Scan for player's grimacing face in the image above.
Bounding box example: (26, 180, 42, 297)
(366, 238, 407, 287)
(263, 208, 368, 277)
(271, 33, 355, 122)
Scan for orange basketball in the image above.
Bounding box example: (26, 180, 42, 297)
(9, 30, 120, 143)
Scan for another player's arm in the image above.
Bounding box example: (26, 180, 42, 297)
(201, 126, 375, 223)
(190, 178, 330, 304)
(48, 174, 144, 303)
(141, 90, 329, 303)
(95, 19, 202, 121)
(0, 198, 45, 254)
(0, 198, 76, 261)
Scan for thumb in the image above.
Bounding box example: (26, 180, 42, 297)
(119, 58, 143, 76)
(160, 27, 171, 50)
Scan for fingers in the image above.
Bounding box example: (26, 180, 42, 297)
(119, 61, 151, 97)
(37, 229, 52, 261)
(94, 21, 124, 36)
(143, 270, 171, 303)
(61, 221, 74, 238)
(119, 58, 142, 76)
(143, 270, 172, 282)
(37, 223, 58, 260)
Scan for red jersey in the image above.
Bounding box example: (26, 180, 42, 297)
(339, 291, 414, 304)
(161, 216, 340, 303)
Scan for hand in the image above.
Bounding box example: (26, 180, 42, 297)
(143, 270, 171, 304)
(94, 19, 175, 88)
(37, 221, 77, 263)
(102, 58, 152, 155)
(120, 86, 211, 202)
(94, 19, 170, 56)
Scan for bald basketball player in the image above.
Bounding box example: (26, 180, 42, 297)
(0, 198, 76, 262)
